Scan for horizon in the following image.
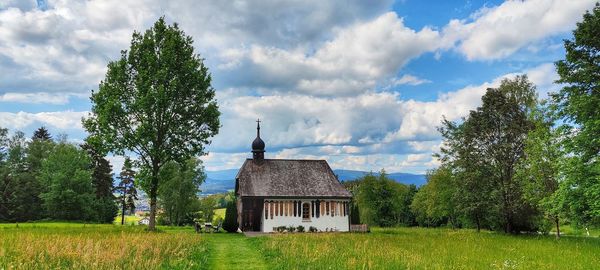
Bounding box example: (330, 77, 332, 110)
(1, 0, 596, 174)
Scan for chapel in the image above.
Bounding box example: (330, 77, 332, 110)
(235, 120, 352, 232)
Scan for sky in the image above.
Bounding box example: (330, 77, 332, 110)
(0, 0, 596, 174)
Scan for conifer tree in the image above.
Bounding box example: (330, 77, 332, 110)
(223, 200, 239, 233)
(116, 158, 137, 225)
(32, 126, 52, 141)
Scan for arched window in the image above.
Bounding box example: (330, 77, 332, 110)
(279, 201, 283, 216)
(270, 201, 274, 219)
(265, 201, 269, 219)
(293, 201, 297, 217)
(302, 202, 310, 221)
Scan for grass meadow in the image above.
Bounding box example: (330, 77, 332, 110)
(255, 227, 600, 270)
(1, 223, 599, 269)
(0, 222, 207, 270)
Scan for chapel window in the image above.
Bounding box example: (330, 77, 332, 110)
(265, 201, 269, 219)
(302, 202, 310, 221)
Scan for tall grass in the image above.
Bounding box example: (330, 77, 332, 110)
(258, 227, 600, 269)
(0, 223, 208, 270)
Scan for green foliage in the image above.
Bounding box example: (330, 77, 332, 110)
(553, 3, 600, 228)
(411, 166, 459, 227)
(197, 196, 216, 225)
(223, 200, 239, 233)
(355, 171, 416, 227)
(82, 143, 118, 223)
(83, 17, 220, 230)
(31, 126, 52, 141)
(438, 76, 539, 233)
(297, 225, 305, 232)
(516, 104, 565, 236)
(40, 143, 96, 221)
(116, 157, 137, 225)
(158, 159, 205, 226)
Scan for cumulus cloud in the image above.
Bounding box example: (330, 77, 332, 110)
(221, 12, 444, 96)
(0, 110, 87, 130)
(0, 92, 83, 104)
(0, 0, 391, 96)
(443, 0, 596, 60)
(210, 63, 557, 167)
(391, 75, 431, 86)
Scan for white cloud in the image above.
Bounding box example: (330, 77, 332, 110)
(444, 0, 596, 60)
(0, 0, 391, 95)
(0, 110, 87, 130)
(392, 75, 431, 86)
(221, 12, 444, 96)
(0, 92, 83, 104)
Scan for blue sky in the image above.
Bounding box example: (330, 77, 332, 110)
(0, 0, 596, 173)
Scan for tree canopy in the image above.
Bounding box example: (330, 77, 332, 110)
(83, 17, 220, 230)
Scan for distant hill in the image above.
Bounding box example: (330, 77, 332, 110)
(333, 170, 426, 186)
(200, 168, 426, 195)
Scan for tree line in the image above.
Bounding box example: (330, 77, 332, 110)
(0, 125, 213, 226)
(349, 5, 600, 237)
(0, 127, 118, 223)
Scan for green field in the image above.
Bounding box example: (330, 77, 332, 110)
(113, 215, 142, 225)
(213, 208, 226, 222)
(0, 222, 207, 270)
(1, 223, 599, 269)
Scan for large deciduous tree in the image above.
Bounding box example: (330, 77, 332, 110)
(439, 76, 538, 233)
(553, 3, 600, 228)
(83, 17, 220, 230)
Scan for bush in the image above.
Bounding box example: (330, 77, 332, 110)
(287, 226, 296, 232)
(309, 226, 318, 233)
(222, 200, 238, 233)
(276, 226, 287, 233)
(297, 225, 305, 232)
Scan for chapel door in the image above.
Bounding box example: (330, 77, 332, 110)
(242, 198, 263, 231)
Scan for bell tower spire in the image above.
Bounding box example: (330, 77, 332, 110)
(251, 119, 265, 160)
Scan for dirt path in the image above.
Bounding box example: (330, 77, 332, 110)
(204, 233, 269, 270)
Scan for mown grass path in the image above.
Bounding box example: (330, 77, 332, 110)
(205, 233, 269, 270)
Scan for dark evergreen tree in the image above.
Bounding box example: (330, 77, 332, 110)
(350, 202, 360, 224)
(32, 126, 52, 141)
(0, 129, 16, 221)
(116, 158, 137, 225)
(7, 132, 44, 222)
(82, 143, 118, 223)
(223, 200, 239, 233)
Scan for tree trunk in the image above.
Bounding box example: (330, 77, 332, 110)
(121, 195, 126, 225)
(555, 216, 560, 239)
(148, 168, 159, 231)
(476, 214, 481, 233)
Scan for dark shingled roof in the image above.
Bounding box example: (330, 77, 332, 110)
(236, 159, 352, 198)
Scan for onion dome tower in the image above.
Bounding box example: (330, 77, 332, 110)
(252, 119, 265, 160)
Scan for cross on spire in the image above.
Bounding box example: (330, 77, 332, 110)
(256, 119, 261, 136)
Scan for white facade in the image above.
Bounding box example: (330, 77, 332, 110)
(261, 199, 350, 233)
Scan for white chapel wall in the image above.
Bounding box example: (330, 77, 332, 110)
(261, 199, 350, 233)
